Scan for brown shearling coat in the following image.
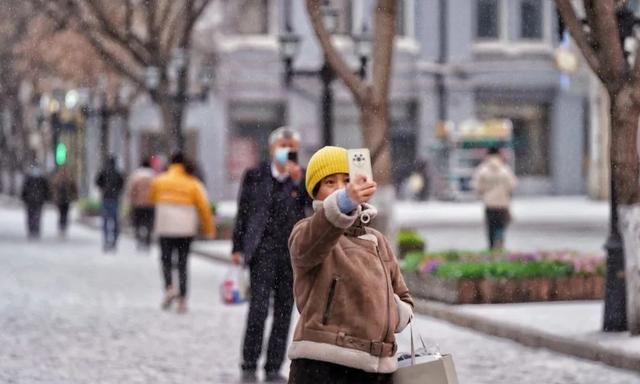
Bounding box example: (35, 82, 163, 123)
(288, 191, 413, 373)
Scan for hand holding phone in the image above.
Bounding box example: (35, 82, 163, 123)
(348, 148, 373, 182)
(347, 176, 377, 204)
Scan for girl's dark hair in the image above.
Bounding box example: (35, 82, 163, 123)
(170, 152, 185, 164)
(312, 183, 321, 198)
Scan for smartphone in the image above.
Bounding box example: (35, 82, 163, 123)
(287, 151, 298, 163)
(348, 148, 373, 182)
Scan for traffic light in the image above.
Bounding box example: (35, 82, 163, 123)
(55, 142, 67, 166)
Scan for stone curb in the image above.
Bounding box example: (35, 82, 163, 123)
(412, 300, 640, 374)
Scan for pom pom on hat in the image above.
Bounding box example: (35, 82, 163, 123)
(305, 146, 349, 198)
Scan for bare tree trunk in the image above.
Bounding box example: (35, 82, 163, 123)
(118, 108, 133, 174)
(611, 89, 640, 206)
(362, 99, 395, 235)
(7, 92, 26, 195)
(611, 87, 640, 335)
(0, 102, 5, 194)
(100, 108, 110, 167)
(160, 100, 176, 154)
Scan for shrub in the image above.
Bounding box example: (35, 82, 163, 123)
(78, 198, 101, 217)
(432, 260, 573, 280)
(397, 229, 426, 258)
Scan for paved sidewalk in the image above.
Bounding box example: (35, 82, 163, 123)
(417, 300, 640, 374)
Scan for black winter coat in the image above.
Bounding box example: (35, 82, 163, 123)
(95, 167, 125, 200)
(232, 162, 311, 264)
(21, 173, 50, 206)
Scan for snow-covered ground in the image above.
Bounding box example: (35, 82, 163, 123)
(1, 204, 638, 383)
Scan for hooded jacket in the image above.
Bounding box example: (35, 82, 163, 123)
(471, 155, 517, 209)
(288, 190, 413, 373)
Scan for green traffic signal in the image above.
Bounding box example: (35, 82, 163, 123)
(55, 143, 67, 165)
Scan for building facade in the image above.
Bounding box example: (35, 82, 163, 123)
(122, 0, 591, 201)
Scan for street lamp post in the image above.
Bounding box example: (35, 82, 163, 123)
(278, 3, 371, 146)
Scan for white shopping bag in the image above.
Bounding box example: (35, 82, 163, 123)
(393, 322, 459, 384)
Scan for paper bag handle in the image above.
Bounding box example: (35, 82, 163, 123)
(410, 320, 415, 365)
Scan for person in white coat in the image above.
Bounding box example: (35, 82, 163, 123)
(472, 147, 517, 250)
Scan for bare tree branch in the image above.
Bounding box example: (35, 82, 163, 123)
(80, 0, 152, 65)
(555, 0, 602, 76)
(591, 0, 626, 86)
(306, 0, 367, 103)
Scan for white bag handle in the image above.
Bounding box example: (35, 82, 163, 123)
(408, 317, 436, 366)
(410, 320, 415, 365)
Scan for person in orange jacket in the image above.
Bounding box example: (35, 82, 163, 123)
(149, 152, 215, 313)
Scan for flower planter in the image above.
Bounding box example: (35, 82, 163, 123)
(404, 272, 605, 304)
(403, 272, 479, 304)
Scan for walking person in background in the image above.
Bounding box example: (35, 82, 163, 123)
(472, 146, 518, 250)
(51, 165, 78, 238)
(95, 155, 125, 252)
(125, 158, 156, 251)
(21, 162, 50, 239)
(149, 152, 215, 314)
(287, 146, 414, 384)
(233, 127, 311, 383)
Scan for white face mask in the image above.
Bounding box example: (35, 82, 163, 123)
(274, 147, 289, 166)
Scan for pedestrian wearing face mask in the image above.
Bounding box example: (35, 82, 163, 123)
(232, 127, 312, 383)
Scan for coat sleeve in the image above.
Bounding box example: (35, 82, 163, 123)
(148, 179, 158, 204)
(232, 170, 254, 253)
(95, 172, 104, 189)
(380, 236, 414, 333)
(193, 181, 215, 237)
(471, 166, 484, 194)
(506, 168, 518, 192)
(288, 190, 359, 273)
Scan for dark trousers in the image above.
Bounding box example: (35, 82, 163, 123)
(102, 199, 120, 249)
(485, 208, 510, 249)
(159, 237, 192, 298)
(289, 358, 393, 384)
(58, 203, 70, 233)
(132, 207, 154, 248)
(242, 249, 294, 374)
(26, 204, 43, 237)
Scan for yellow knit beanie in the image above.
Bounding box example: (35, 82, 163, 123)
(305, 146, 349, 198)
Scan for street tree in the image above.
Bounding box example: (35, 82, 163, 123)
(306, 0, 397, 232)
(0, 0, 38, 194)
(556, 0, 640, 334)
(33, 0, 214, 152)
(17, 17, 143, 173)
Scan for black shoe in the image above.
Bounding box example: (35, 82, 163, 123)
(265, 371, 287, 383)
(240, 370, 257, 383)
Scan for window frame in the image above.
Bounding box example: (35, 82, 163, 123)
(517, 0, 550, 42)
(475, 0, 504, 42)
(474, 0, 553, 53)
(230, 0, 273, 36)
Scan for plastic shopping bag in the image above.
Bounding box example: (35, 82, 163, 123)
(220, 266, 249, 304)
